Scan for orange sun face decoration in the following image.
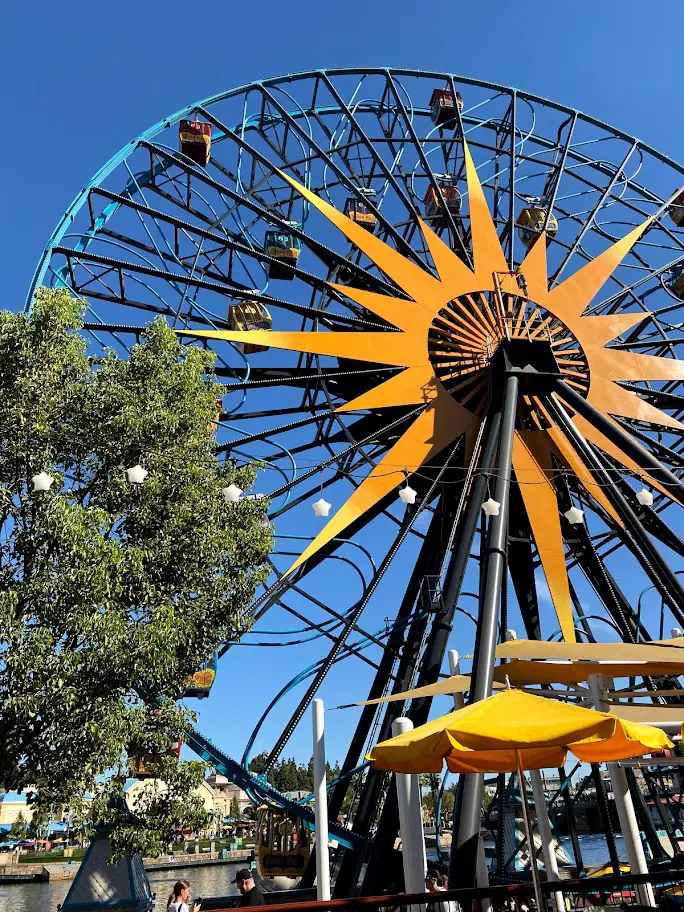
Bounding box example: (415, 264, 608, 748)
(185, 141, 684, 643)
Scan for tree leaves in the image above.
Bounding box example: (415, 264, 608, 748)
(0, 288, 270, 856)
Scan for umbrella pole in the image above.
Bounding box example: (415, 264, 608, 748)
(517, 753, 545, 912)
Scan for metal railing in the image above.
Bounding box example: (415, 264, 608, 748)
(201, 870, 684, 912)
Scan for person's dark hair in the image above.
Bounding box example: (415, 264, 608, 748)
(167, 879, 191, 910)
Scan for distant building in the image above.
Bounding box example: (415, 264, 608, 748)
(205, 774, 251, 819)
(0, 792, 29, 826)
(124, 775, 252, 834)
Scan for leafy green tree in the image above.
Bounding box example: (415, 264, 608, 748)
(0, 288, 270, 858)
(230, 796, 241, 820)
(10, 812, 28, 841)
(28, 809, 50, 839)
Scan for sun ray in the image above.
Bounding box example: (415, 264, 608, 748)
(279, 171, 454, 309)
(328, 283, 432, 332)
(543, 220, 652, 321)
(589, 377, 684, 430)
(284, 391, 477, 576)
(512, 431, 575, 642)
(568, 410, 682, 505)
(178, 329, 422, 367)
(591, 348, 684, 383)
(518, 234, 548, 302)
(462, 141, 510, 286)
(577, 312, 648, 348)
(534, 401, 622, 524)
(336, 366, 439, 412)
(417, 215, 482, 301)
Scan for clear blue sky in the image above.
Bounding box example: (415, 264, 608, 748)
(2, 0, 684, 767)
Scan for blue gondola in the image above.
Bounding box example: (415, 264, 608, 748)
(264, 227, 301, 280)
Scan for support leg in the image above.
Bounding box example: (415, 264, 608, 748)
(450, 374, 519, 887)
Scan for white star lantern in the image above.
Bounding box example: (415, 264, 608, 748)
(636, 488, 654, 507)
(482, 497, 500, 517)
(312, 497, 332, 517)
(398, 484, 417, 505)
(126, 464, 148, 484)
(222, 483, 243, 503)
(31, 471, 54, 492)
(564, 505, 585, 525)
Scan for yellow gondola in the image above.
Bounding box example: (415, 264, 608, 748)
(516, 206, 559, 249)
(228, 301, 272, 354)
(257, 807, 311, 877)
(129, 735, 182, 780)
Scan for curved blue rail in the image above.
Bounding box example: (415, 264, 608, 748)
(184, 726, 363, 851)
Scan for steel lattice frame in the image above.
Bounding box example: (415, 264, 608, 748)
(28, 68, 684, 893)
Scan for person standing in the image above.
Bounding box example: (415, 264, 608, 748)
(167, 879, 201, 912)
(233, 868, 266, 907)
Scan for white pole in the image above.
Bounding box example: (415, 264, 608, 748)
(447, 650, 465, 710)
(530, 769, 564, 912)
(392, 717, 427, 903)
(448, 650, 491, 910)
(312, 699, 331, 902)
(587, 675, 655, 908)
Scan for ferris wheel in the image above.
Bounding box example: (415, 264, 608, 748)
(29, 67, 684, 893)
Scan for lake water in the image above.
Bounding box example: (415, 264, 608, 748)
(0, 860, 243, 912)
(0, 838, 630, 912)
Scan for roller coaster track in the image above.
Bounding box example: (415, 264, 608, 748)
(185, 727, 363, 851)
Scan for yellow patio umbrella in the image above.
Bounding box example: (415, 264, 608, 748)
(367, 689, 672, 774)
(368, 690, 672, 912)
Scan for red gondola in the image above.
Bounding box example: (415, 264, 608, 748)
(429, 88, 463, 126)
(424, 182, 461, 219)
(179, 119, 212, 167)
(670, 189, 684, 227)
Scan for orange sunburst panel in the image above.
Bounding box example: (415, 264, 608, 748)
(512, 432, 576, 643)
(179, 329, 422, 367)
(336, 366, 441, 412)
(284, 391, 477, 576)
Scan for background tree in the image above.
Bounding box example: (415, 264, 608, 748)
(0, 288, 270, 857)
(27, 808, 49, 839)
(9, 812, 28, 841)
(230, 796, 241, 820)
